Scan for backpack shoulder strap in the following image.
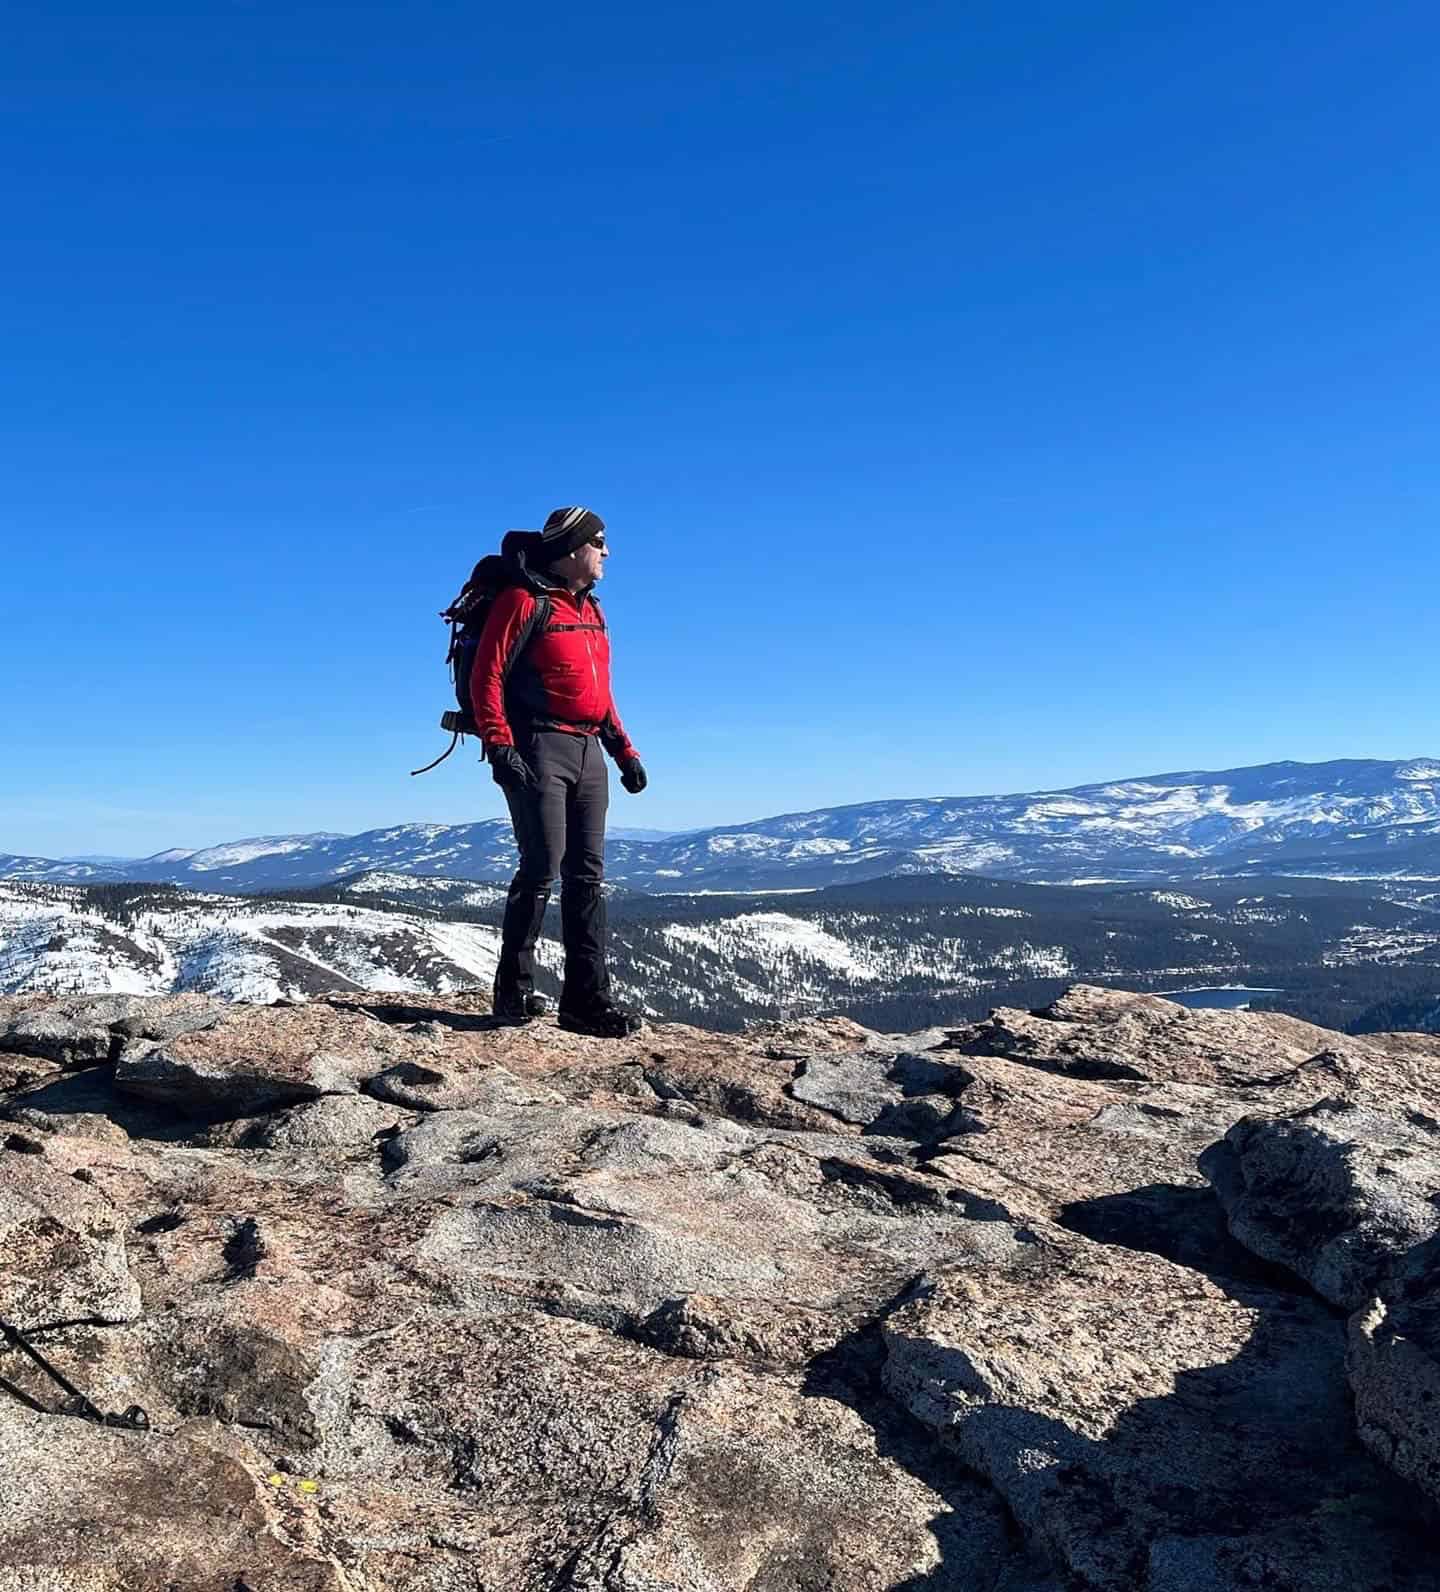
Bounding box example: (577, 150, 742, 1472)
(504, 592, 551, 676)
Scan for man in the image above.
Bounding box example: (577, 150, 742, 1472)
(470, 506, 647, 1038)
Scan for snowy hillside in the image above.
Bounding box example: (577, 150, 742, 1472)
(0, 882, 510, 1003)
(8, 757, 1440, 894)
(643, 907, 1073, 1017)
(338, 872, 510, 911)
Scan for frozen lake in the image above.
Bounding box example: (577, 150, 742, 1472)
(1159, 985, 1283, 1011)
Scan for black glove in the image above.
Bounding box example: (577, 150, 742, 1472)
(488, 744, 536, 793)
(620, 758, 648, 795)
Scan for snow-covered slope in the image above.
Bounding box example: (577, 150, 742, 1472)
(8, 758, 1440, 894)
(649, 909, 1073, 1013)
(169, 833, 346, 872)
(0, 882, 506, 1002)
(339, 872, 510, 911)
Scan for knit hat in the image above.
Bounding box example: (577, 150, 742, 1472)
(537, 505, 605, 563)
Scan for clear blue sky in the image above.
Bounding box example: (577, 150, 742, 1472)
(4, 0, 1437, 857)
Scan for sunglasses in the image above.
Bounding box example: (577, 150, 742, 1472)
(589, 533, 608, 550)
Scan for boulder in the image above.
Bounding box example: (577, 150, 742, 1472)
(0, 1052, 66, 1096)
(1348, 1281, 1440, 1511)
(3, 1105, 129, 1144)
(113, 1002, 408, 1113)
(1199, 1099, 1440, 1309)
(641, 1018, 870, 1131)
(948, 984, 1369, 1086)
(219, 1092, 412, 1151)
(1, 1066, 197, 1144)
(0, 992, 223, 1068)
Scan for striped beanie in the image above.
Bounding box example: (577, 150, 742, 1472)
(537, 505, 605, 562)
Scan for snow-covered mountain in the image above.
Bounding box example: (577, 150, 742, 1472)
(148, 832, 347, 871)
(0, 853, 126, 884)
(7, 758, 1440, 894)
(635, 756, 1440, 890)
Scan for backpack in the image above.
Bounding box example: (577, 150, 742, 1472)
(409, 547, 552, 776)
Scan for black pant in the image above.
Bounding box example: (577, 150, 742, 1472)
(496, 730, 610, 1013)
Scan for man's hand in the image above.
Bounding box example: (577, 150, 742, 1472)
(620, 758, 648, 795)
(489, 744, 537, 793)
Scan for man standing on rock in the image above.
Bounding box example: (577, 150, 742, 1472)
(470, 506, 647, 1038)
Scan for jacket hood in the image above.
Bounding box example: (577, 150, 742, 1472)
(500, 530, 559, 593)
(504, 529, 594, 600)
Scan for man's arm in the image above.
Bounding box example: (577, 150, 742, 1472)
(470, 587, 537, 750)
(599, 705, 639, 767)
(603, 706, 646, 793)
(601, 701, 646, 792)
(592, 603, 644, 789)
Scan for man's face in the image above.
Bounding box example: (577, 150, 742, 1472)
(573, 532, 608, 584)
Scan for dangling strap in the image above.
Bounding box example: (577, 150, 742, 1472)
(410, 730, 461, 777)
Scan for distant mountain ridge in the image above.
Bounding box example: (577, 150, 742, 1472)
(6, 757, 1440, 894)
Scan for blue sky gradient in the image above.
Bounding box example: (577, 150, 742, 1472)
(4, 1, 1437, 855)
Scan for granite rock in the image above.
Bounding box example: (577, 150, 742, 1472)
(0, 1147, 142, 1330)
(1199, 1099, 1440, 1310)
(0, 983, 1435, 1589)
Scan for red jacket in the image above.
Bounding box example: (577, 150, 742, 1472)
(470, 584, 639, 763)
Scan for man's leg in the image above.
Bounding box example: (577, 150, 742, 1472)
(558, 735, 636, 1029)
(494, 734, 570, 1018)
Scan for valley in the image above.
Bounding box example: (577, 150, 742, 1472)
(5, 870, 1439, 1036)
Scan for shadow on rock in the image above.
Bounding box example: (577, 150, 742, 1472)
(877, 1250, 1438, 1590)
(802, 1286, 1032, 1591)
(1057, 1183, 1313, 1297)
(324, 997, 499, 1031)
(1, 1067, 245, 1144)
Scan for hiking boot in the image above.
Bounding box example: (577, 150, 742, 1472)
(491, 991, 550, 1026)
(557, 1003, 643, 1040)
(492, 990, 540, 1026)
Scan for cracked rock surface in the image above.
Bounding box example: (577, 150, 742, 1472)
(0, 983, 1437, 1590)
